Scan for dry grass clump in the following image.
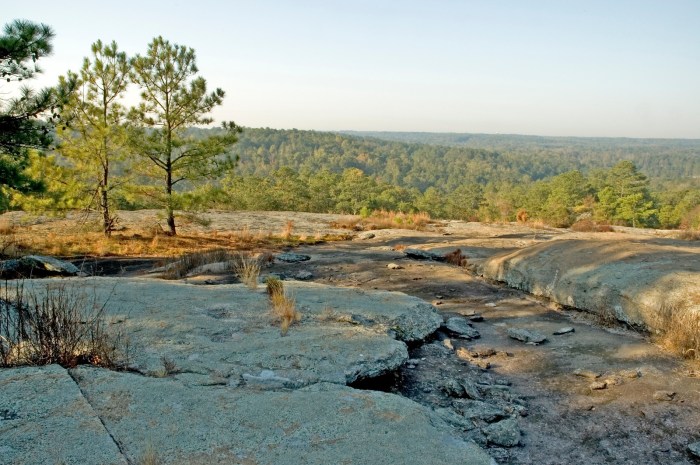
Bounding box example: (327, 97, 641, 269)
(651, 301, 700, 360)
(570, 219, 614, 233)
(230, 252, 262, 289)
(363, 210, 431, 230)
(675, 229, 700, 241)
(266, 277, 300, 336)
(0, 281, 124, 368)
(516, 209, 529, 223)
(329, 217, 363, 231)
(162, 248, 231, 279)
(138, 444, 163, 465)
(444, 248, 468, 267)
(331, 210, 431, 231)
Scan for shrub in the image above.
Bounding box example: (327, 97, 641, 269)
(0, 281, 124, 368)
(444, 248, 468, 267)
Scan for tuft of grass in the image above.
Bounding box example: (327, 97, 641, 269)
(650, 301, 700, 360)
(138, 444, 163, 465)
(266, 278, 300, 336)
(162, 248, 231, 279)
(0, 281, 125, 368)
(230, 252, 262, 289)
(281, 220, 294, 240)
(153, 356, 178, 378)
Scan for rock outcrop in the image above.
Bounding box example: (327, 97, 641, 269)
(0, 255, 81, 279)
(0, 277, 494, 465)
(480, 238, 700, 331)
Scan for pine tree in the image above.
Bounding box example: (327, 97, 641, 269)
(57, 40, 131, 235)
(0, 20, 58, 208)
(130, 36, 240, 235)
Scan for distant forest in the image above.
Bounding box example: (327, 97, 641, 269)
(10, 126, 700, 230)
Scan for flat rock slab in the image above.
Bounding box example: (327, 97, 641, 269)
(15, 278, 442, 386)
(72, 367, 494, 465)
(276, 252, 311, 263)
(444, 316, 481, 339)
(0, 365, 126, 465)
(507, 327, 547, 344)
(480, 238, 700, 330)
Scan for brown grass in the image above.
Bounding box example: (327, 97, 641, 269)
(331, 210, 431, 231)
(651, 301, 700, 360)
(161, 248, 232, 279)
(570, 219, 614, 233)
(266, 277, 300, 336)
(230, 252, 262, 289)
(138, 444, 163, 465)
(516, 209, 529, 223)
(675, 229, 700, 241)
(1, 221, 344, 259)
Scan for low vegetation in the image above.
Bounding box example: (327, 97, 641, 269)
(651, 301, 700, 360)
(0, 281, 125, 368)
(266, 277, 300, 336)
(230, 252, 263, 289)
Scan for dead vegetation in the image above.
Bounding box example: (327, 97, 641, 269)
(0, 212, 344, 259)
(444, 248, 469, 267)
(266, 277, 300, 336)
(570, 219, 614, 232)
(0, 281, 126, 368)
(674, 228, 700, 241)
(650, 300, 700, 360)
(331, 210, 431, 231)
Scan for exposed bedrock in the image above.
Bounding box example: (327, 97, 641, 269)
(479, 239, 700, 331)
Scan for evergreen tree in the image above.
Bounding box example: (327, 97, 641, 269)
(0, 20, 59, 208)
(57, 40, 131, 235)
(130, 36, 240, 235)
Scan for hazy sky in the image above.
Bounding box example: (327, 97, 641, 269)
(4, 0, 700, 138)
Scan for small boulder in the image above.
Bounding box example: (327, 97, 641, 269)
(276, 253, 311, 263)
(688, 441, 700, 459)
(444, 317, 481, 339)
(292, 271, 313, 280)
(482, 418, 521, 447)
(387, 263, 403, 270)
(507, 327, 547, 344)
(357, 231, 376, 240)
(553, 327, 575, 335)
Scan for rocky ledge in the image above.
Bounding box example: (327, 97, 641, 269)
(0, 277, 494, 465)
(479, 238, 700, 332)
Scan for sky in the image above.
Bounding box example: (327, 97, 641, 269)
(4, 0, 700, 138)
